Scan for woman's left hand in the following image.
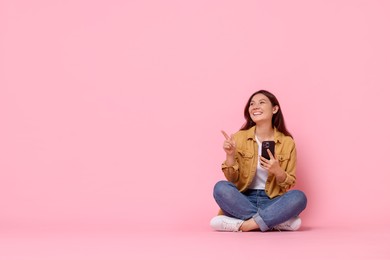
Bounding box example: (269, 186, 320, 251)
(259, 149, 283, 177)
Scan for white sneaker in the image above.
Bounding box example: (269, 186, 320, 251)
(273, 216, 302, 231)
(210, 216, 244, 232)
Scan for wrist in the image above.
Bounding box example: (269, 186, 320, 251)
(275, 170, 287, 182)
(225, 155, 235, 166)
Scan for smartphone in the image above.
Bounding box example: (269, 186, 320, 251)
(261, 141, 275, 160)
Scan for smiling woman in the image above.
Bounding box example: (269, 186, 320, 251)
(211, 90, 307, 232)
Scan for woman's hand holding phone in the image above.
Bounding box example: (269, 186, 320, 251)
(260, 149, 278, 171)
(260, 148, 285, 181)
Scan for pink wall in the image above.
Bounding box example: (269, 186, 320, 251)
(1, 0, 390, 232)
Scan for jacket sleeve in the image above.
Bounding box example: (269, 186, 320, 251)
(277, 142, 297, 190)
(221, 156, 239, 183)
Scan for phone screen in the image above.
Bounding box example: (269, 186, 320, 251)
(261, 141, 275, 160)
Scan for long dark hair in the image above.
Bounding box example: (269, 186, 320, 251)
(240, 90, 293, 138)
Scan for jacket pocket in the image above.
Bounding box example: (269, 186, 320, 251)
(277, 154, 290, 161)
(277, 154, 291, 169)
(237, 149, 254, 177)
(237, 150, 254, 158)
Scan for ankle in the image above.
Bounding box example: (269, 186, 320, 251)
(239, 221, 250, 232)
(239, 219, 259, 232)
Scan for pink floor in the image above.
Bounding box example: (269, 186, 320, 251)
(1, 225, 389, 260)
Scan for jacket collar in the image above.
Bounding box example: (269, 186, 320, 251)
(246, 126, 283, 144)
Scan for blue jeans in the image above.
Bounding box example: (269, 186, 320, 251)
(213, 180, 307, 231)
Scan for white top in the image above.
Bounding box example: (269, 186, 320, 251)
(248, 135, 268, 190)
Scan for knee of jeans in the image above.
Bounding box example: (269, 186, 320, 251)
(291, 190, 307, 210)
(213, 180, 232, 200)
(289, 190, 307, 211)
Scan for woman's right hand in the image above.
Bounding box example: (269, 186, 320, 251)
(221, 130, 236, 156)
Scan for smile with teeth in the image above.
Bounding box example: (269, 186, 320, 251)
(253, 111, 262, 116)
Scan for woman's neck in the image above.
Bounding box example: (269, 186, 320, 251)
(255, 124, 274, 141)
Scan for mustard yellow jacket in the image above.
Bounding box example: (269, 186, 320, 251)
(221, 126, 297, 199)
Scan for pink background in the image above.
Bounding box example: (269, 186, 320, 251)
(1, 0, 390, 259)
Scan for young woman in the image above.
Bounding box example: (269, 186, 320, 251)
(210, 90, 307, 232)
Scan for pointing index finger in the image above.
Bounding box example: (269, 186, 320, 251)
(221, 130, 230, 140)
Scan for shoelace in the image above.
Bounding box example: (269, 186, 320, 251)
(273, 223, 290, 232)
(222, 220, 241, 231)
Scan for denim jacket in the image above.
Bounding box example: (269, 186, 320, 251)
(221, 126, 297, 199)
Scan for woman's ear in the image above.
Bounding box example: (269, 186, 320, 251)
(273, 105, 279, 114)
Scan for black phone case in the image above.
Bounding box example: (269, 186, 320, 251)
(261, 141, 275, 160)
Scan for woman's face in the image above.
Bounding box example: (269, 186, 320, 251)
(249, 93, 278, 124)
